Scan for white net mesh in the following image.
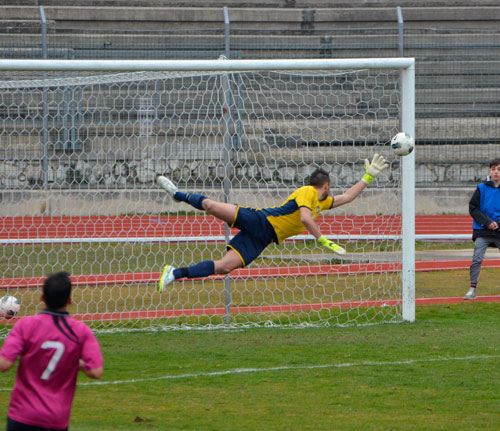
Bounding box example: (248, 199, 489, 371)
(0, 67, 403, 334)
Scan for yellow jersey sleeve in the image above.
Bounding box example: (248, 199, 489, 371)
(294, 186, 318, 210)
(318, 196, 334, 211)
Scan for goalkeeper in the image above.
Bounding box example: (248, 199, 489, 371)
(157, 154, 388, 292)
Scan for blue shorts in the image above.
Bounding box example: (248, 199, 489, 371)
(227, 206, 277, 267)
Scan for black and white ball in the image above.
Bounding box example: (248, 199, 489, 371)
(391, 132, 415, 157)
(0, 296, 21, 319)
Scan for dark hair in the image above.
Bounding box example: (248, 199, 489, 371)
(489, 158, 500, 168)
(309, 168, 330, 187)
(43, 271, 72, 309)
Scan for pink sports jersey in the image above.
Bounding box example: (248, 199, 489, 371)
(0, 310, 103, 429)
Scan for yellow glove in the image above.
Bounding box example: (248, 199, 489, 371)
(362, 153, 389, 185)
(317, 236, 346, 255)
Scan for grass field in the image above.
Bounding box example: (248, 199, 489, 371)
(0, 248, 499, 430)
(1, 294, 499, 429)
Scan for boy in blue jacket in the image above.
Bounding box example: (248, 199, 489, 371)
(464, 158, 500, 299)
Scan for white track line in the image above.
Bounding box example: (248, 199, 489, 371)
(0, 354, 497, 392)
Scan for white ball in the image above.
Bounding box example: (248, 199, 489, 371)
(0, 296, 21, 319)
(391, 132, 415, 156)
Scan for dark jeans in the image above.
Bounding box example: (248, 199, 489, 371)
(7, 417, 68, 431)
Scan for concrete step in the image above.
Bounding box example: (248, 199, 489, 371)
(4, 0, 500, 7)
(1, 86, 498, 112)
(0, 19, 54, 34)
(418, 60, 500, 75)
(1, 6, 500, 28)
(2, 136, 498, 166)
(3, 0, 500, 7)
(417, 75, 500, 87)
(0, 117, 496, 144)
(0, 31, 499, 46)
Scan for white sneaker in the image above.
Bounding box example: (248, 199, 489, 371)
(156, 176, 178, 199)
(158, 265, 175, 292)
(464, 287, 476, 300)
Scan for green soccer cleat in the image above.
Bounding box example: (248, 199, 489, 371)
(158, 265, 175, 293)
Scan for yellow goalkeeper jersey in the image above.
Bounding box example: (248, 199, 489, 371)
(261, 185, 333, 244)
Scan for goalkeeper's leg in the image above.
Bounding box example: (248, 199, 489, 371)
(159, 228, 271, 292)
(159, 250, 243, 292)
(157, 175, 237, 224)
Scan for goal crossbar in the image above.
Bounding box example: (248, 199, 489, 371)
(0, 58, 415, 72)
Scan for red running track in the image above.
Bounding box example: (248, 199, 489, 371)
(0, 214, 473, 240)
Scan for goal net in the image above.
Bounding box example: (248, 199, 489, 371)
(0, 59, 415, 335)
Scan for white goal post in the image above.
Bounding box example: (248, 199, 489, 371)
(0, 58, 415, 332)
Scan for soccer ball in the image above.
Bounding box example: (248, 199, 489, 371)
(390, 132, 415, 156)
(0, 296, 21, 319)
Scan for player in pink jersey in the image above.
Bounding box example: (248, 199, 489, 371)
(0, 272, 103, 431)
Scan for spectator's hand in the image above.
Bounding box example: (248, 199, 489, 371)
(362, 154, 389, 185)
(318, 236, 346, 255)
(487, 221, 498, 230)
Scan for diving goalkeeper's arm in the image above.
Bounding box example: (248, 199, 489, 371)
(312, 153, 388, 255)
(300, 207, 347, 255)
(332, 153, 388, 208)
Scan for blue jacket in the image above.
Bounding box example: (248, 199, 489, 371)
(469, 179, 500, 240)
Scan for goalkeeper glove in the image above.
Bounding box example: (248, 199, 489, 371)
(317, 236, 346, 255)
(362, 153, 389, 185)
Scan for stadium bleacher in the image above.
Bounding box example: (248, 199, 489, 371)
(0, 0, 499, 198)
